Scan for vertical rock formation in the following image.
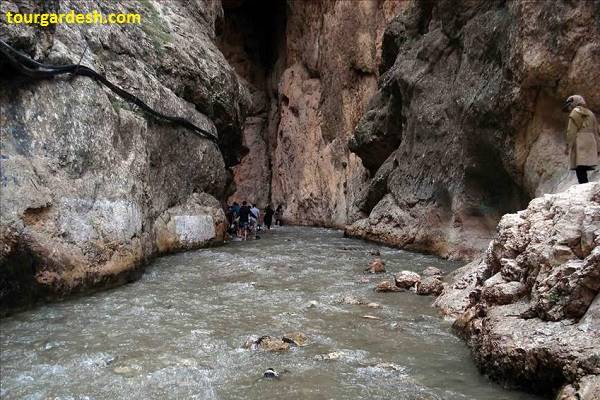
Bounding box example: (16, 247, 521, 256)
(218, 0, 403, 226)
(0, 0, 248, 313)
(435, 182, 600, 398)
(346, 0, 600, 259)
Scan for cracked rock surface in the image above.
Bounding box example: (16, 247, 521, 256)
(435, 183, 600, 398)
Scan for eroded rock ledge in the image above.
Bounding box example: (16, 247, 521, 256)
(435, 183, 600, 398)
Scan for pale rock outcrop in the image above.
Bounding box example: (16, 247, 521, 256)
(0, 0, 248, 314)
(435, 183, 600, 397)
(154, 193, 227, 253)
(346, 0, 600, 259)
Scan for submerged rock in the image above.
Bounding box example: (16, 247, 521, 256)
(394, 271, 421, 290)
(340, 295, 365, 305)
(362, 315, 382, 320)
(365, 258, 386, 274)
(314, 351, 343, 361)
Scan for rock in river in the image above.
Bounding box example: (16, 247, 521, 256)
(375, 280, 401, 292)
(365, 258, 386, 274)
(394, 271, 421, 290)
(417, 277, 444, 296)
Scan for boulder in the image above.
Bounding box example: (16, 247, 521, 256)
(375, 280, 401, 292)
(394, 271, 421, 289)
(256, 336, 290, 352)
(416, 277, 444, 296)
(282, 332, 307, 347)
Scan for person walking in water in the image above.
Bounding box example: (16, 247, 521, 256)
(264, 204, 274, 230)
(275, 205, 283, 226)
(563, 95, 600, 183)
(238, 201, 252, 240)
(250, 203, 261, 229)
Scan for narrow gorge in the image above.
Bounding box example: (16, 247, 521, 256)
(1, 1, 599, 399)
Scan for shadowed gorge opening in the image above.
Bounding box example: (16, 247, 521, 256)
(216, 0, 287, 205)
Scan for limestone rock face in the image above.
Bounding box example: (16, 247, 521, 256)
(346, 0, 600, 259)
(218, 0, 404, 226)
(0, 0, 248, 314)
(435, 183, 600, 397)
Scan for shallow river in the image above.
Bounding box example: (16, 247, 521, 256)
(0, 227, 541, 399)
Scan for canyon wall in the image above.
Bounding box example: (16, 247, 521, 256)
(220, 0, 403, 227)
(346, 0, 600, 259)
(0, 0, 248, 313)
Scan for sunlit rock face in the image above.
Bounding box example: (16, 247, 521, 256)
(435, 183, 600, 398)
(346, 0, 600, 260)
(0, 0, 247, 313)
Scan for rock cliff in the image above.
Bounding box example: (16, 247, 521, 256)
(346, 0, 600, 259)
(218, 0, 403, 226)
(0, 0, 248, 314)
(435, 182, 600, 398)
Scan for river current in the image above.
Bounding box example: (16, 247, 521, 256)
(0, 227, 541, 399)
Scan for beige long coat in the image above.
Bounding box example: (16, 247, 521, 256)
(567, 106, 600, 169)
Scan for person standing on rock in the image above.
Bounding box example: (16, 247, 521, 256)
(563, 95, 600, 184)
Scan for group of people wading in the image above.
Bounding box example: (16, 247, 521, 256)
(225, 202, 284, 241)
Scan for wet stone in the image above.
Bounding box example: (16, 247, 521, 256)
(314, 351, 343, 361)
(282, 332, 307, 346)
(375, 280, 402, 292)
(395, 271, 421, 289)
(365, 258, 386, 273)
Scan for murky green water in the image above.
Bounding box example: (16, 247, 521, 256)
(0, 227, 541, 399)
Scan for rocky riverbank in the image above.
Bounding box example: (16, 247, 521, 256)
(434, 183, 600, 399)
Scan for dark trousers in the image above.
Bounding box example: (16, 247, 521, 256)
(575, 166, 589, 184)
